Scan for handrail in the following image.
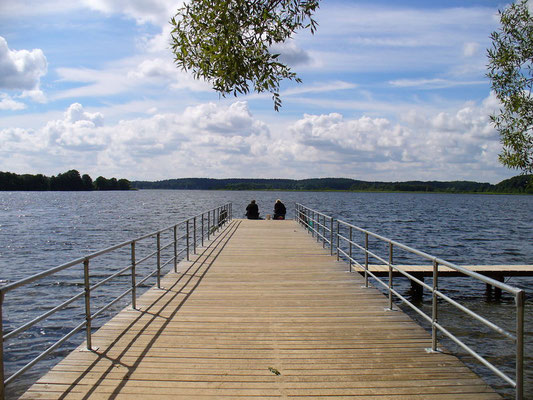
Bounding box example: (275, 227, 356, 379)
(294, 203, 525, 400)
(295, 203, 334, 255)
(0, 203, 232, 399)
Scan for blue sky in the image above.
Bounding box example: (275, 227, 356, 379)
(0, 0, 525, 183)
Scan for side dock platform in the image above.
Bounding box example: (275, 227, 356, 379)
(22, 219, 500, 399)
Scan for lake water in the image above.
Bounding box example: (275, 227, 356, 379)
(0, 190, 532, 399)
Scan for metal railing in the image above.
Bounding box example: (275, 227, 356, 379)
(295, 204, 525, 400)
(0, 203, 232, 399)
(295, 203, 334, 255)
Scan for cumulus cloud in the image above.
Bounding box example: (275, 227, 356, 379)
(0, 94, 26, 111)
(44, 103, 106, 150)
(0, 101, 271, 178)
(0, 36, 47, 91)
(81, 0, 181, 25)
(0, 95, 509, 182)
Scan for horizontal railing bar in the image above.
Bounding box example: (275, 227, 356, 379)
(90, 265, 132, 292)
(161, 258, 174, 269)
(4, 291, 84, 342)
(389, 265, 433, 292)
(296, 204, 333, 220)
(135, 249, 158, 267)
(5, 320, 86, 386)
(434, 321, 516, 387)
(160, 241, 174, 252)
(366, 250, 389, 267)
(91, 288, 132, 320)
(1, 204, 232, 295)
(435, 290, 516, 341)
(391, 287, 433, 325)
(337, 219, 519, 295)
(0, 258, 85, 294)
(136, 269, 157, 288)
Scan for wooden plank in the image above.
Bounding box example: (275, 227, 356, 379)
(21, 219, 500, 399)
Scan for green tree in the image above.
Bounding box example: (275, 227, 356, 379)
(82, 174, 94, 190)
(487, 0, 533, 174)
(50, 170, 85, 191)
(117, 178, 131, 190)
(170, 0, 319, 111)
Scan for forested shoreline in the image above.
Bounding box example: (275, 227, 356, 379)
(2, 171, 531, 193)
(0, 170, 131, 191)
(132, 175, 532, 194)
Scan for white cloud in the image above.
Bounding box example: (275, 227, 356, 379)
(54, 55, 210, 100)
(0, 94, 26, 111)
(0, 101, 271, 179)
(44, 103, 106, 150)
(388, 78, 486, 89)
(18, 89, 47, 103)
(283, 81, 357, 96)
(80, 0, 181, 25)
(299, 4, 497, 75)
(1, 95, 510, 182)
(463, 41, 480, 57)
(0, 36, 47, 91)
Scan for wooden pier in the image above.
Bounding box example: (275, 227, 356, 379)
(22, 219, 500, 399)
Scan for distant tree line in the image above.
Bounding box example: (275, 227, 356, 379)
(0, 170, 131, 191)
(132, 175, 533, 194)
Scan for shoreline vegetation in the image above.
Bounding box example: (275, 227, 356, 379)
(132, 175, 532, 194)
(0, 170, 131, 191)
(1, 171, 531, 194)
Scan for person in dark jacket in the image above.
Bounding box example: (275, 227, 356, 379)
(273, 199, 286, 220)
(246, 200, 259, 219)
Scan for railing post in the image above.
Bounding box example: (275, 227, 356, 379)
(516, 290, 525, 400)
(349, 226, 353, 272)
(329, 217, 334, 256)
(156, 233, 161, 289)
(322, 215, 326, 248)
(131, 241, 136, 310)
(173, 225, 178, 273)
(0, 291, 5, 400)
(336, 221, 340, 261)
(313, 212, 320, 243)
(207, 210, 211, 241)
(201, 213, 204, 247)
(83, 258, 92, 350)
(186, 220, 190, 261)
(193, 217, 197, 255)
(364, 233, 369, 287)
(432, 259, 439, 351)
(388, 242, 393, 310)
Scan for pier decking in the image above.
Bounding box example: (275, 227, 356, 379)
(22, 219, 499, 399)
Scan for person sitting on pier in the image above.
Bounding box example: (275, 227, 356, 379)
(246, 200, 260, 219)
(273, 199, 286, 220)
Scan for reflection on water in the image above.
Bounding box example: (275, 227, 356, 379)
(0, 190, 531, 399)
